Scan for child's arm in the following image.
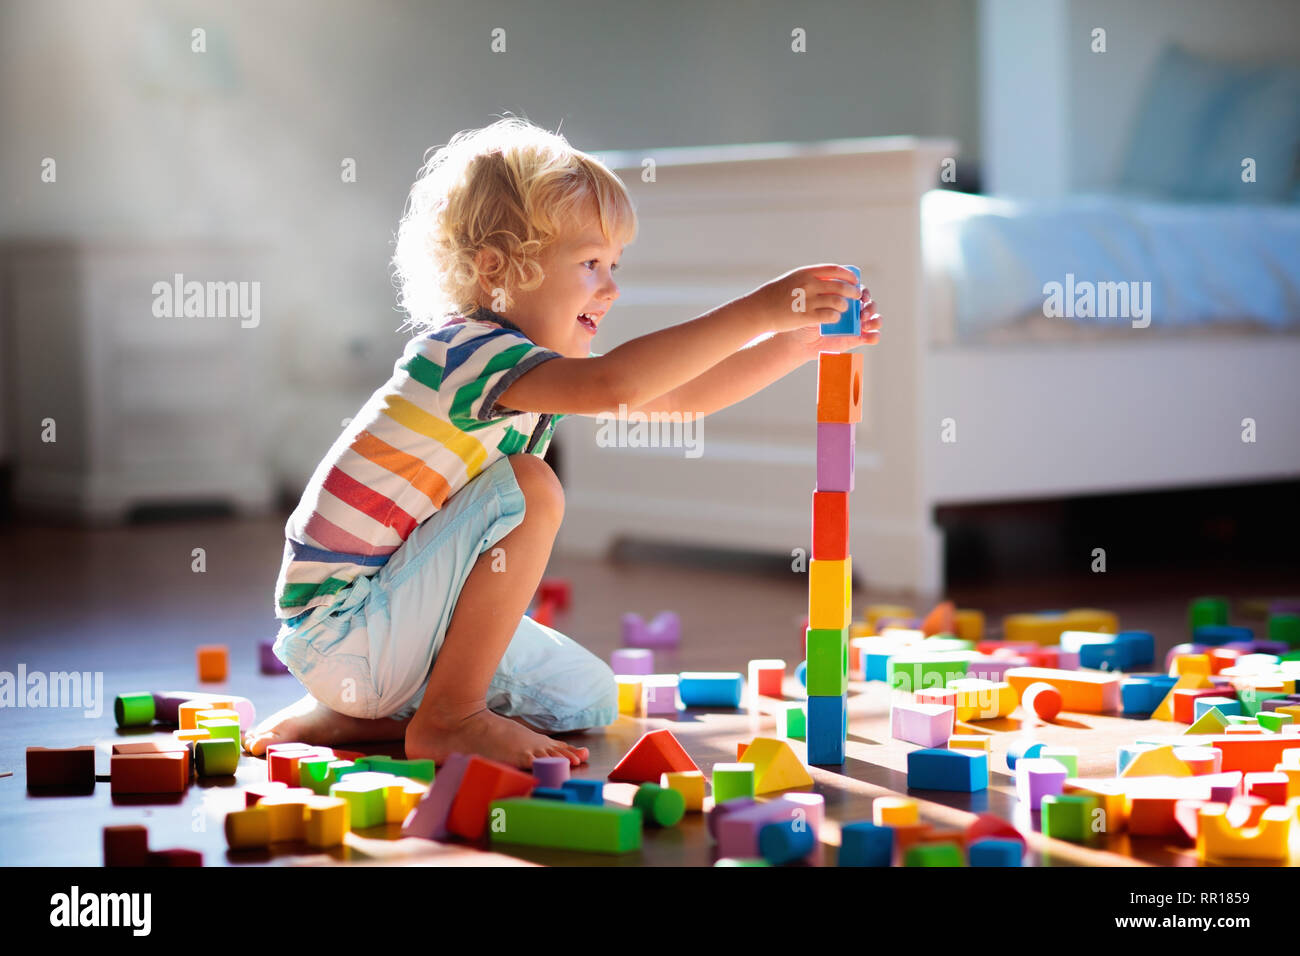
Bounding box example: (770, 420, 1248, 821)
(498, 264, 861, 416)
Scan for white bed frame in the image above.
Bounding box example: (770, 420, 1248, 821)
(555, 137, 1300, 597)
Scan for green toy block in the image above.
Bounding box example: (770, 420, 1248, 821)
(1226, 715, 1259, 725)
(488, 798, 641, 854)
(889, 654, 969, 694)
(1258, 711, 1294, 732)
(330, 776, 387, 829)
(114, 692, 156, 728)
(712, 763, 755, 803)
(903, 842, 965, 866)
(197, 718, 240, 749)
(1238, 689, 1287, 718)
(352, 756, 435, 783)
(778, 703, 806, 741)
(1040, 747, 1078, 777)
(1186, 708, 1230, 735)
(1188, 596, 1229, 634)
(715, 858, 772, 866)
(298, 755, 341, 795)
(1270, 613, 1300, 648)
(632, 783, 685, 827)
(805, 627, 848, 696)
(1041, 794, 1100, 843)
(195, 737, 239, 776)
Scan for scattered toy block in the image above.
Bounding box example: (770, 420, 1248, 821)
(1258, 711, 1294, 732)
(759, 818, 815, 865)
(948, 678, 1017, 721)
(888, 652, 970, 694)
(1006, 739, 1045, 771)
(609, 729, 699, 783)
(103, 825, 150, 866)
(244, 780, 289, 807)
(1198, 802, 1291, 861)
(147, 848, 202, 867)
(678, 672, 743, 709)
(1195, 697, 1242, 722)
(949, 735, 991, 752)
(907, 749, 988, 792)
(533, 787, 576, 801)
(112, 740, 187, 756)
(969, 838, 1023, 866)
(1016, 758, 1067, 810)
(812, 491, 849, 560)
(890, 701, 955, 748)
(616, 676, 643, 716)
(1214, 735, 1300, 773)
(1004, 667, 1121, 714)
(110, 752, 188, 794)
(808, 557, 852, 630)
(633, 782, 685, 827)
(445, 757, 537, 841)
(916, 687, 957, 708)
(839, 822, 894, 866)
(1021, 681, 1062, 721)
(196, 645, 229, 682)
(873, 797, 919, 827)
(1041, 794, 1101, 842)
(920, 601, 956, 638)
(1174, 746, 1221, 774)
(711, 763, 756, 803)
(195, 738, 239, 776)
(402, 753, 471, 839)
(330, 774, 391, 831)
(113, 692, 156, 728)
(26, 746, 96, 791)
(807, 693, 846, 765)
(815, 350, 863, 423)
(621, 611, 681, 648)
(267, 745, 331, 787)
(1039, 746, 1078, 777)
(610, 648, 653, 675)
(531, 755, 570, 789)
(816, 422, 855, 492)
(224, 806, 272, 849)
(259, 788, 315, 842)
(258, 639, 290, 674)
(561, 779, 605, 805)
(1245, 771, 1289, 805)
(1121, 745, 1191, 778)
(1186, 707, 1231, 736)
(964, 812, 1027, 851)
(737, 737, 814, 793)
(748, 659, 787, 699)
(304, 795, 350, 848)
(197, 718, 240, 751)
(904, 842, 965, 867)
(641, 675, 680, 715)
(1002, 609, 1118, 646)
(538, 578, 571, 612)
(661, 770, 705, 811)
(806, 628, 848, 697)
(714, 796, 806, 859)
(776, 702, 806, 741)
(488, 798, 641, 854)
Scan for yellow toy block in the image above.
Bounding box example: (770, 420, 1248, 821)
(1173, 654, 1211, 677)
(382, 779, 423, 824)
(304, 795, 350, 848)
(1185, 709, 1230, 735)
(224, 806, 271, 849)
(616, 676, 643, 716)
(849, 622, 873, 640)
(1198, 803, 1292, 861)
(260, 788, 314, 842)
(1120, 745, 1192, 778)
(1062, 779, 1128, 832)
(661, 770, 706, 811)
(196, 708, 241, 731)
(737, 737, 814, 794)
(948, 736, 990, 752)
(947, 678, 1018, 721)
(872, 796, 918, 827)
(865, 604, 915, 632)
(1150, 672, 1215, 721)
(1002, 609, 1118, 646)
(1272, 765, 1300, 800)
(809, 558, 852, 630)
(953, 609, 985, 642)
(173, 728, 211, 744)
(1277, 705, 1300, 723)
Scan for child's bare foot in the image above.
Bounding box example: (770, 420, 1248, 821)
(244, 693, 409, 756)
(406, 704, 589, 770)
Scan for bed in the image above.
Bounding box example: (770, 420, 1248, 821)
(553, 136, 1300, 596)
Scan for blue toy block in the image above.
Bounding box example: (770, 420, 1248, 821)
(907, 748, 988, 792)
(1005, 740, 1044, 771)
(838, 822, 894, 867)
(968, 838, 1023, 866)
(1117, 744, 1161, 775)
(807, 693, 846, 765)
(863, 647, 893, 683)
(758, 819, 815, 865)
(1116, 630, 1155, 668)
(795, 660, 807, 689)
(1120, 674, 1178, 716)
(1079, 643, 1125, 671)
(532, 787, 578, 802)
(560, 779, 604, 804)
(678, 672, 744, 708)
(1192, 625, 1253, 646)
(819, 264, 862, 335)
(1194, 697, 1242, 721)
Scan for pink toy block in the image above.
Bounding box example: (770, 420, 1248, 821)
(531, 755, 570, 789)
(715, 797, 804, 859)
(622, 611, 681, 648)
(915, 688, 957, 708)
(1016, 758, 1068, 811)
(641, 675, 680, 715)
(890, 701, 955, 748)
(401, 752, 471, 840)
(785, 792, 825, 865)
(611, 648, 654, 675)
(816, 423, 854, 492)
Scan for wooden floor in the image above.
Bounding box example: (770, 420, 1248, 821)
(1, 514, 1297, 867)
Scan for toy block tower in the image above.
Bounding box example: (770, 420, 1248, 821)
(807, 342, 862, 764)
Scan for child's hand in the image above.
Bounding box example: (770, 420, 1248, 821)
(783, 284, 881, 361)
(754, 264, 864, 335)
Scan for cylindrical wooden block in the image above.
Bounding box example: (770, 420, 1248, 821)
(114, 692, 156, 728)
(195, 738, 239, 776)
(633, 783, 685, 828)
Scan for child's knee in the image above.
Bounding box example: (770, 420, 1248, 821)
(507, 453, 564, 526)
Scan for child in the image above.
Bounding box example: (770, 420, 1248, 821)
(246, 116, 880, 770)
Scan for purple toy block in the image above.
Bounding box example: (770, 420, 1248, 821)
(715, 797, 804, 859)
(152, 690, 203, 725)
(965, 655, 1028, 682)
(816, 423, 855, 493)
(260, 639, 290, 675)
(622, 611, 681, 648)
(401, 752, 470, 839)
(1016, 758, 1068, 811)
(1250, 640, 1290, 656)
(611, 648, 654, 675)
(641, 676, 679, 715)
(707, 797, 757, 839)
(1270, 599, 1300, 616)
(531, 755, 570, 789)
(890, 701, 955, 748)
(1208, 772, 1244, 804)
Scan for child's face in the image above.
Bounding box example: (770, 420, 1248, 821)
(498, 215, 623, 358)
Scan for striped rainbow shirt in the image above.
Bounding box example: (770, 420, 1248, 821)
(273, 307, 569, 621)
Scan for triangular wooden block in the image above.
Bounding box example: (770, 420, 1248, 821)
(608, 729, 699, 783)
(1120, 745, 1192, 778)
(737, 737, 813, 793)
(1151, 673, 1213, 721)
(922, 601, 956, 637)
(1186, 708, 1230, 735)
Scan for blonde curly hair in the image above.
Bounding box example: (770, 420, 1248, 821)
(391, 114, 638, 333)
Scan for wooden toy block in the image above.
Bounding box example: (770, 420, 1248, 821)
(561, 779, 605, 804)
(949, 735, 991, 752)
(151, 689, 204, 725)
(195, 707, 240, 726)
(533, 787, 576, 801)
(776, 703, 806, 741)
(244, 780, 288, 806)
(968, 838, 1023, 866)
(113, 692, 156, 728)
(1039, 746, 1078, 777)
(1258, 711, 1294, 732)
(610, 648, 654, 675)
(873, 797, 919, 827)
(1193, 696, 1242, 724)
(916, 687, 957, 708)
(1213, 735, 1300, 773)
(1004, 667, 1121, 714)
(111, 739, 187, 757)
(948, 678, 1017, 721)
(737, 738, 814, 793)
(1121, 675, 1178, 715)
(864, 604, 914, 632)
(903, 842, 965, 867)
(808, 558, 851, 630)
(661, 770, 705, 811)
(258, 788, 315, 842)
(621, 610, 681, 648)
(616, 676, 643, 716)
(195, 738, 239, 776)
(609, 728, 700, 783)
(1121, 745, 1191, 778)
(1041, 794, 1100, 843)
(838, 822, 894, 866)
(815, 351, 863, 423)
(1174, 653, 1212, 677)
(1005, 740, 1045, 771)
(807, 693, 846, 765)
(103, 825, 150, 866)
(951, 609, 985, 643)
(805, 628, 848, 696)
(816, 422, 855, 492)
(964, 812, 1028, 850)
(531, 755, 570, 789)
(1245, 771, 1289, 804)
(714, 796, 805, 859)
(538, 577, 571, 612)
(1062, 780, 1129, 832)
(268, 745, 331, 787)
(395, 779, 429, 820)
(890, 701, 955, 748)
(176, 700, 210, 731)
(297, 754, 343, 795)
(196, 645, 229, 682)
(920, 601, 955, 638)
(26, 746, 96, 791)
(1016, 758, 1068, 810)
(747, 659, 786, 699)
(711, 763, 756, 803)
(1002, 609, 1118, 646)
(488, 798, 641, 854)
(1174, 746, 1221, 774)
(330, 774, 392, 831)
(196, 718, 240, 751)
(1159, 679, 1219, 722)
(224, 806, 272, 849)
(110, 752, 188, 794)
(1198, 802, 1292, 861)
(908, 749, 988, 792)
(147, 848, 203, 866)
(758, 818, 815, 865)
(633, 783, 685, 827)
(677, 672, 744, 709)
(1018, 681, 1062, 722)
(172, 729, 211, 748)
(402, 753, 470, 839)
(445, 757, 537, 841)
(811, 491, 849, 560)
(304, 795, 350, 848)
(259, 638, 290, 675)
(888, 652, 970, 695)
(1188, 596, 1230, 633)
(641, 675, 680, 715)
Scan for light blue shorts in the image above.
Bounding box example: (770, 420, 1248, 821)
(273, 455, 617, 733)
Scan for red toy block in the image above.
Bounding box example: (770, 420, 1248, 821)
(197, 645, 229, 682)
(103, 825, 150, 866)
(111, 740, 188, 756)
(26, 746, 96, 790)
(963, 812, 1027, 851)
(608, 729, 700, 784)
(1129, 797, 1183, 837)
(811, 492, 849, 560)
(539, 578, 571, 612)
(147, 848, 203, 866)
(1213, 736, 1300, 774)
(1246, 772, 1289, 805)
(445, 756, 537, 841)
(268, 745, 330, 787)
(110, 752, 188, 794)
(815, 351, 863, 424)
(1174, 687, 1234, 724)
(530, 598, 555, 628)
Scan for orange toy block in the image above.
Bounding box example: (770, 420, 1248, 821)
(197, 645, 229, 682)
(304, 795, 351, 848)
(811, 492, 849, 560)
(922, 601, 956, 637)
(1214, 735, 1300, 773)
(608, 728, 700, 784)
(1004, 667, 1121, 714)
(445, 757, 537, 841)
(259, 788, 315, 842)
(1128, 797, 1185, 838)
(110, 752, 188, 794)
(815, 351, 863, 424)
(1197, 802, 1292, 861)
(224, 806, 272, 849)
